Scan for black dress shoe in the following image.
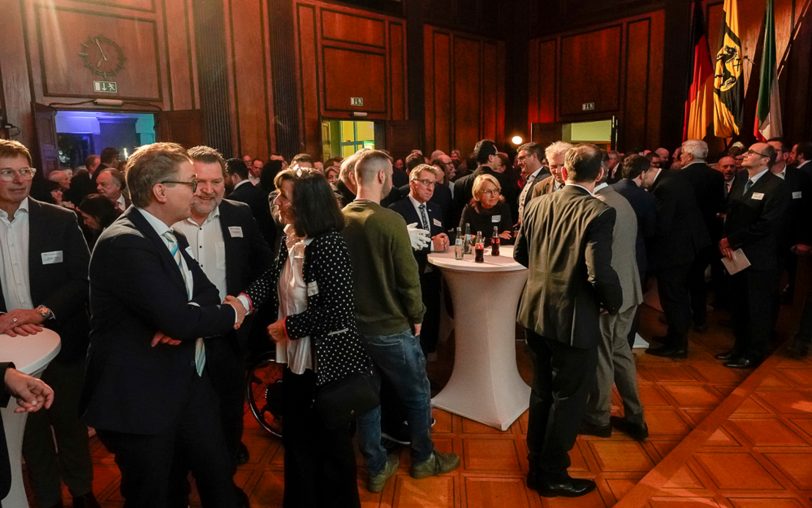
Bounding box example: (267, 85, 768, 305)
(645, 344, 687, 359)
(725, 357, 761, 369)
(578, 420, 611, 437)
(236, 441, 250, 465)
(72, 492, 101, 508)
(610, 416, 649, 441)
(536, 476, 596, 497)
(715, 350, 736, 361)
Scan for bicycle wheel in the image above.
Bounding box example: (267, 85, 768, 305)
(246, 351, 285, 438)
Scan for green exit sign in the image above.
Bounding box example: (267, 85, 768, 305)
(93, 80, 118, 93)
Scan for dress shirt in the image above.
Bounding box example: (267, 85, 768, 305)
(0, 198, 33, 310)
(174, 207, 227, 301)
(518, 167, 544, 218)
(116, 194, 126, 211)
(745, 167, 770, 188)
(138, 208, 194, 300)
(594, 182, 609, 193)
(725, 180, 734, 196)
(277, 224, 313, 374)
(774, 166, 786, 180)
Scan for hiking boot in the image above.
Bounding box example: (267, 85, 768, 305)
(410, 450, 460, 479)
(367, 454, 399, 493)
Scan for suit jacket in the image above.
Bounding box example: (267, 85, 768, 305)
(680, 162, 725, 242)
(514, 185, 622, 349)
(724, 170, 790, 271)
(430, 182, 454, 230)
(334, 180, 356, 208)
(779, 167, 812, 246)
(227, 180, 275, 246)
(531, 175, 561, 199)
(389, 196, 444, 272)
(648, 170, 710, 271)
(520, 168, 551, 211)
(595, 185, 643, 312)
(612, 179, 657, 277)
(0, 199, 90, 362)
(81, 207, 237, 435)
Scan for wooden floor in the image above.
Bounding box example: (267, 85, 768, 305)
(32, 302, 812, 507)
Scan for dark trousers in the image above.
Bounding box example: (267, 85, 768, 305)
(23, 358, 93, 507)
(730, 268, 779, 360)
(282, 369, 360, 508)
(96, 374, 236, 508)
(525, 330, 597, 478)
(206, 337, 246, 470)
(656, 262, 693, 347)
(688, 247, 714, 326)
(796, 283, 812, 345)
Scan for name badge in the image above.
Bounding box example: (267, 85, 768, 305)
(228, 226, 243, 238)
(792, 191, 803, 200)
(491, 215, 502, 223)
(751, 192, 765, 201)
(41, 250, 63, 265)
(306, 281, 319, 297)
(432, 218, 442, 227)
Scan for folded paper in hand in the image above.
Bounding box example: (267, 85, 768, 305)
(721, 248, 751, 275)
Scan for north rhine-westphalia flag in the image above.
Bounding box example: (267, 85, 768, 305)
(683, 0, 713, 140)
(754, 0, 783, 140)
(713, 0, 744, 137)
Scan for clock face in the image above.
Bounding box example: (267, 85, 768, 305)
(79, 35, 126, 80)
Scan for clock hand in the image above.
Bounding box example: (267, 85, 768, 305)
(94, 38, 109, 61)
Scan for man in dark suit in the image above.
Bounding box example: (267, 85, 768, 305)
(96, 168, 131, 212)
(641, 162, 709, 358)
(226, 157, 275, 247)
(80, 142, 247, 507)
(515, 144, 621, 497)
(389, 164, 449, 354)
(678, 140, 725, 331)
(515, 142, 551, 224)
(174, 146, 272, 494)
(0, 363, 54, 503)
(0, 139, 99, 508)
(718, 143, 790, 368)
(790, 141, 812, 178)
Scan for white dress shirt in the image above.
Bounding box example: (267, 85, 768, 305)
(277, 225, 313, 374)
(0, 198, 33, 310)
(174, 207, 227, 302)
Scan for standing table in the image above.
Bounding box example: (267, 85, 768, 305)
(428, 246, 530, 430)
(0, 329, 61, 508)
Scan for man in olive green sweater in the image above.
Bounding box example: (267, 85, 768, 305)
(343, 149, 459, 493)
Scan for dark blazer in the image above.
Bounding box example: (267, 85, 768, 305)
(779, 167, 812, 246)
(520, 168, 551, 211)
(227, 180, 274, 246)
(334, 180, 356, 208)
(0, 199, 90, 362)
(724, 170, 790, 270)
(430, 182, 454, 230)
(389, 196, 445, 271)
(680, 162, 725, 241)
(243, 231, 373, 386)
(459, 201, 513, 240)
(0, 362, 12, 500)
(81, 207, 237, 435)
(648, 169, 710, 271)
(612, 179, 657, 277)
(531, 175, 561, 198)
(515, 185, 622, 349)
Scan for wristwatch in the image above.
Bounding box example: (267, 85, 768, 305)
(35, 305, 55, 321)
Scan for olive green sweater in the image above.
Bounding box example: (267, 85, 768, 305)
(342, 200, 425, 335)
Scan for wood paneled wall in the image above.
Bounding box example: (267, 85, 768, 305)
(293, 0, 407, 157)
(423, 25, 505, 156)
(527, 10, 665, 151)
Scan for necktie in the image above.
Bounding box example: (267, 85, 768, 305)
(744, 179, 754, 194)
(163, 230, 206, 376)
(418, 203, 430, 231)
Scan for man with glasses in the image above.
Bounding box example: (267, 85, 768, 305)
(516, 142, 551, 223)
(81, 142, 247, 507)
(0, 139, 99, 508)
(717, 143, 789, 368)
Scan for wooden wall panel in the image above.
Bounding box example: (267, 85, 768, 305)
(163, 0, 197, 110)
(388, 22, 406, 120)
(296, 3, 321, 157)
(527, 39, 540, 125)
(321, 9, 385, 47)
(322, 48, 387, 112)
(538, 40, 557, 123)
(424, 25, 505, 154)
(624, 19, 650, 151)
(559, 25, 622, 117)
(75, 0, 154, 11)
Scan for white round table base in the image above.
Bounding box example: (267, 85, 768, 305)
(431, 266, 530, 431)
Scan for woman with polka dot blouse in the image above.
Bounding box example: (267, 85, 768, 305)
(241, 170, 372, 508)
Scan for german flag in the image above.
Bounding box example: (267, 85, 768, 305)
(683, 0, 713, 141)
(713, 0, 744, 137)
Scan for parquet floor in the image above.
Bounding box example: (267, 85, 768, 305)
(31, 301, 812, 507)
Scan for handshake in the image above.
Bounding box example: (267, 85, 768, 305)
(224, 294, 248, 330)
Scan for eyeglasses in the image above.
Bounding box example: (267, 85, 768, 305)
(413, 179, 436, 187)
(745, 149, 770, 158)
(160, 177, 198, 192)
(0, 167, 37, 181)
(482, 189, 501, 196)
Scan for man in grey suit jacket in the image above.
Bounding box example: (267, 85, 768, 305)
(515, 144, 621, 498)
(582, 179, 648, 441)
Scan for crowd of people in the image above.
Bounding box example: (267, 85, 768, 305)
(1, 132, 811, 505)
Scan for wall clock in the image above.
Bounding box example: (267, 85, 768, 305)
(79, 35, 126, 80)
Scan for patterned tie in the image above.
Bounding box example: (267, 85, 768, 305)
(744, 179, 754, 194)
(418, 203, 430, 231)
(163, 230, 206, 376)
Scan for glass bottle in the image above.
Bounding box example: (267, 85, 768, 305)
(463, 223, 472, 255)
(454, 227, 464, 260)
(474, 231, 485, 263)
(491, 225, 500, 256)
